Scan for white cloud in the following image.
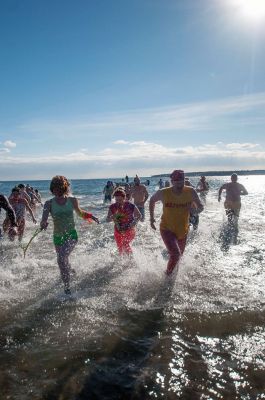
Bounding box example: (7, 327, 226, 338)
(0, 140, 264, 180)
(225, 143, 259, 150)
(1, 91, 265, 179)
(18, 92, 265, 138)
(113, 140, 129, 145)
(3, 140, 16, 148)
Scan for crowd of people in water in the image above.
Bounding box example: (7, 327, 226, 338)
(0, 171, 248, 295)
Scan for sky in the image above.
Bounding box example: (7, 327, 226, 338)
(0, 0, 265, 180)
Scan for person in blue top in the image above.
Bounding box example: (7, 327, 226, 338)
(40, 175, 99, 295)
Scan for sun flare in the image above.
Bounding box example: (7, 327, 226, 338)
(230, 0, 265, 23)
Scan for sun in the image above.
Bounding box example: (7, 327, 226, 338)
(229, 0, 265, 23)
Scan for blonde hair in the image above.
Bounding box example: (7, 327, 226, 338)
(50, 176, 70, 195)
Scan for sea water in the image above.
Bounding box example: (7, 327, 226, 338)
(0, 176, 265, 399)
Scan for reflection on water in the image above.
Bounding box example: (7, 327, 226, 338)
(1, 176, 265, 399)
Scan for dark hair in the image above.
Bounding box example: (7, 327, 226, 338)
(12, 187, 20, 193)
(17, 183, 25, 189)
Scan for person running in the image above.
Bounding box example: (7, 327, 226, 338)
(103, 181, 114, 203)
(158, 178, 164, 189)
(17, 183, 31, 203)
(196, 176, 209, 204)
(34, 189, 42, 203)
(149, 169, 204, 275)
(26, 185, 42, 212)
(40, 176, 99, 295)
(124, 183, 131, 200)
(3, 187, 36, 241)
(106, 187, 141, 255)
(0, 194, 17, 239)
(218, 173, 248, 221)
(130, 176, 149, 221)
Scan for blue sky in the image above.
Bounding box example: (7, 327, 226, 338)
(0, 0, 265, 180)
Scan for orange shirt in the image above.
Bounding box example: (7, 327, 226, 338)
(160, 186, 193, 239)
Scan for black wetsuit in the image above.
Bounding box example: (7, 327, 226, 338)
(0, 194, 17, 236)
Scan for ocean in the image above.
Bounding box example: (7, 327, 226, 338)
(0, 175, 265, 399)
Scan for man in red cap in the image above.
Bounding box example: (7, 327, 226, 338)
(149, 169, 203, 275)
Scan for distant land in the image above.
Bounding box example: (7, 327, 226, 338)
(151, 170, 265, 178)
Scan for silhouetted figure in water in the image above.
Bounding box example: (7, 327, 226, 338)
(218, 173, 248, 222)
(196, 176, 209, 204)
(218, 173, 248, 249)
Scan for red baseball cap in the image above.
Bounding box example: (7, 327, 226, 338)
(170, 169, 185, 181)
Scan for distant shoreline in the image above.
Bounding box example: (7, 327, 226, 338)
(1, 170, 265, 183)
(151, 169, 265, 178)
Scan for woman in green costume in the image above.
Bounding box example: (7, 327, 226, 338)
(40, 176, 99, 294)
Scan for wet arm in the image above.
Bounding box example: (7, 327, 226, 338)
(106, 207, 114, 222)
(240, 185, 248, 196)
(25, 200, 37, 222)
(40, 200, 51, 229)
(131, 206, 142, 227)
(191, 189, 204, 213)
(149, 190, 163, 229)
(144, 189, 149, 203)
(72, 198, 99, 223)
(33, 192, 42, 204)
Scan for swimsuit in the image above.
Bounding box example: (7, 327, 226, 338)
(50, 198, 78, 246)
(224, 200, 241, 217)
(109, 202, 136, 253)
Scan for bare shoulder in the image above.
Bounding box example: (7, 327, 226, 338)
(69, 196, 78, 205)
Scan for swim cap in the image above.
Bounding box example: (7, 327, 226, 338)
(170, 170, 184, 181)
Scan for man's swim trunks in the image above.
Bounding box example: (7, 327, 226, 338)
(224, 200, 241, 217)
